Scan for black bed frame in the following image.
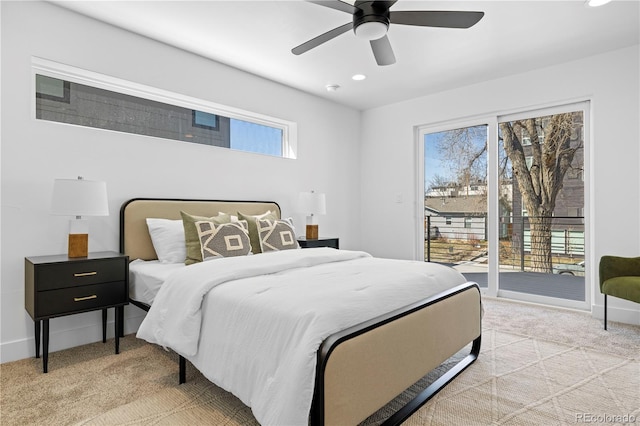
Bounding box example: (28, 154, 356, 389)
(118, 198, 481, 425)
(127, 299, 190, 384)
(310, 283, 481, 426)
(125, 285, 480, 426)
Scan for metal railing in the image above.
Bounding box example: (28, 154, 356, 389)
(425, 215, 585, 273)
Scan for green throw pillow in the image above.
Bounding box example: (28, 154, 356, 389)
(180, 211, 231, 265)
(237, 211, 276, 254)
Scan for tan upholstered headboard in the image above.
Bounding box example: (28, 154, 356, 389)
(119, 198, 281, 261)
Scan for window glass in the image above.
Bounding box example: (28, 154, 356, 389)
(34, 72, 293, 158)
(423, 124, 488, 282)
(193, 111, 219, 130)
(231, 119, 283, 157)
(36, 75, 69, 102)
(420, 102, 587, 309)
(499, 109, 585, 283)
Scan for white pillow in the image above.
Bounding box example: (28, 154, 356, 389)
(219, 211, 272, 222)
(219, 212, 239, 222)
(146, 218, 187, 263)
(282, 217, 296, 232)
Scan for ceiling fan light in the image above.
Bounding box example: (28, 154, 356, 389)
(354, 21, 388, 41)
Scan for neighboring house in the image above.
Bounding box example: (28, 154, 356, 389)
(425, 175, 584, 257)
(425, 195, 488, 241)
(425, 181, 512, 240)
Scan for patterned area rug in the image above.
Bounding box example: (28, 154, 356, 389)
(2, 298, 638, 425)
(77, 298, 639, 426)
(74, 374, 258, 426)
(73, 327, 639, 426)
(403, 329, 639, 425)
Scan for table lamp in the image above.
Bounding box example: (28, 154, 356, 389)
(298, 190, 326, 240)
(51, 176, 109, 257)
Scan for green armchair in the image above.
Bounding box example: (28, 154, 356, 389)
(599, 255, 640, 330)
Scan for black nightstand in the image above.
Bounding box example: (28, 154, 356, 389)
(297, 237, 339, 249)
(24, 251, 129, 373)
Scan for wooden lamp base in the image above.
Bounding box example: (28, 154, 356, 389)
(68, 233, 88, 258)
(306, 225, 319, 240)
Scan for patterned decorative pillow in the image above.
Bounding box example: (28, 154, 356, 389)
(195, 220, 252, 261)
(237, 211, 276, 254)
(257, 218, 300, 253)
(181, 211, 231, 265)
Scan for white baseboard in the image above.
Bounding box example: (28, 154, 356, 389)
(0, 313, 146, 364)
(592, 303, 640, 326)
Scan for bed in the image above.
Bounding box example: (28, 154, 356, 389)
(119, 198, 481, 426)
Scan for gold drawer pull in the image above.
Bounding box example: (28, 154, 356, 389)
(74, 295, 97, 302)
(74, 272, 97, 277)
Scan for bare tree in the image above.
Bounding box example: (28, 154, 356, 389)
(437, 126, 487, 192)
(426, 174, 453, 199)
(500, 113, 581, 272)
(432, 114, 582, 272)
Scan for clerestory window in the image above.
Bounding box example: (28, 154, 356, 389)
(33, 58, 296, 158)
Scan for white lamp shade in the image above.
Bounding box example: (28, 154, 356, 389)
(298, 191, 326, 215)
(51, 178, 109, 216)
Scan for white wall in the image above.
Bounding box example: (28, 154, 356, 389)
(0, 1, 361, 362)
(2, 2, 638, 365)
(360, 45, 640, 325)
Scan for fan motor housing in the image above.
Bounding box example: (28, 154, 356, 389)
(353, 1, 391, 31)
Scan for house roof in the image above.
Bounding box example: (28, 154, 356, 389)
(425, 196, 487, 215)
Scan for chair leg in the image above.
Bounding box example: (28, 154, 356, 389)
(604, 294, 608, 331)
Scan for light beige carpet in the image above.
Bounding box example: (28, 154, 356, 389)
(1, 298, 638, 425)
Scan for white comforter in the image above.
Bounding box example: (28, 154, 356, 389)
(136, 248, 467, 425)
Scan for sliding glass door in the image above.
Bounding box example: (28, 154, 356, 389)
(497, 105, 587, 308)
(423, 124, 489, 291)
(418, 101, 589, 310)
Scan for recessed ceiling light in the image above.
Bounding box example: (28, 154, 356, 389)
(325, 84, 340, 92)
(352, 74, 366, 81)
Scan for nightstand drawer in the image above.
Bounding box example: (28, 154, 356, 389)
(297, 237, 339, 249)
(36, 281, 127, 318)
(36, 258, 126, 291)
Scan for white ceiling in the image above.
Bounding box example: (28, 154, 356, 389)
(50, 0, 640, 110)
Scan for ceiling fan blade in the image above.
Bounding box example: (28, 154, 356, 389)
(368, 0, 398, 10)
(308, 0, 359, 15)
(390, 11, 484, 29)
(370, 35, 396, 66)
(292, 22, 354, 55)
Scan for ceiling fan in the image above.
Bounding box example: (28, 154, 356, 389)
(292, 0, 484, 66)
